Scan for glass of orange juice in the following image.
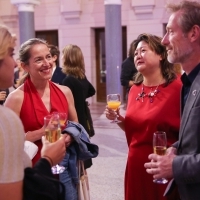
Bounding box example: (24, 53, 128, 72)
(107, 94, 121, 123)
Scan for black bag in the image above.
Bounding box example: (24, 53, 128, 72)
(85, 101, 95, 137)
(23, 167, 65, 200)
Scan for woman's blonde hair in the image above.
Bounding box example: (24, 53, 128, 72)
(62, 44, 85, 79)
(0, 25, 16, 62)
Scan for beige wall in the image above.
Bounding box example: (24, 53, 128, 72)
(0, 0, 172, 102)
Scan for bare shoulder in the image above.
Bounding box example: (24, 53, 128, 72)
(55, 84, 72, 96)
(4, 85, 24, 116)
(53, 83, 78, 121)
(6, 85, 24, 102)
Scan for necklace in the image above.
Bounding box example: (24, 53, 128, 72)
(136, 84, 160, 103)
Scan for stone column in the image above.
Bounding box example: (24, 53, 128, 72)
(11, 0, 41, 44)
(104, 0, 122, 99)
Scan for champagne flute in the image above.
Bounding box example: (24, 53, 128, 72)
(44, 113, 65, 174)
(52, 112, 68, 130)
(58, 112, 67, 130)
(107, 94, 121, 123)
(153, 131, 168, 184)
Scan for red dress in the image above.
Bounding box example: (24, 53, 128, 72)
(20, 78, 68, 166)
(124, 79, 181, 200)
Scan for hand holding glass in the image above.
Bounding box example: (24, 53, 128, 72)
(107, 94, 121, 123)
(152, 131, 168, 184)
(44, 113, 65, 174)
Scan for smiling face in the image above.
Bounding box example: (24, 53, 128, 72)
(22, 44, 53, 81)
(162, 11, 193, 64)
(134, 41, 162, 76)
(0, 48, 16, 89)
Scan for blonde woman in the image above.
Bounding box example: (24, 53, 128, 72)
(0, 25, 66, 200)
(61, 44, 95, 138)
(60, 44, 95, 200)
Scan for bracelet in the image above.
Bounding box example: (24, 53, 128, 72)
(42, 155, 53, 166)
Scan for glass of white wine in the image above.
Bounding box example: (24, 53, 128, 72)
(52, 112, 68, 130)
(153, 131, 168, 184)
(44, 113, 65, 174)
(107, 94, 121, 123)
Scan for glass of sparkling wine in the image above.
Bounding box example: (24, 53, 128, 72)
(153, 131, 168, 184)
(58, 112, 67, 130)
(52, 112, 67, 130)
(44, 113, 65, 174)
(107, 94, 121, 123)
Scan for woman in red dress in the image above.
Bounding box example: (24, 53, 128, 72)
(4, 38, 78, 166)
(105, 34, 181, 200)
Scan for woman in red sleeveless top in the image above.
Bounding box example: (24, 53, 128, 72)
(105, 34, 181, 200)
(4, 38, 78, 166)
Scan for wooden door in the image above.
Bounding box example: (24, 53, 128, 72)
(95, 27, 127, 102)
(35, 30, 58, 47)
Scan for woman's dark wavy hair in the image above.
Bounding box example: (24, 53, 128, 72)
(132, 33, 177, 86)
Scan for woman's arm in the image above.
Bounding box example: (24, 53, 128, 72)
(0, 181, 23, 200)
(58, 85, 78, 122)
(4, 87, 45, 142)
(57, 85, 78, 146)
(4, 87, 23, 116)
(25, 127, 45, 142)
(87, 79, 96, 98)
(105, 107, 125, 131)
(116, 114, 125, 131)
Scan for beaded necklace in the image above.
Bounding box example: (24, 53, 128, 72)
(136, 84, 160, 103)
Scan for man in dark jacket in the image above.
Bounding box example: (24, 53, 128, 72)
(120, 41, 137, 108)
(49, 44, 66, 84)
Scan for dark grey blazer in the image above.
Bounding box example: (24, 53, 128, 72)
(165, 70, 200, 200)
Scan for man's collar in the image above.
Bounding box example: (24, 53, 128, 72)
(181, 63, 200, 86)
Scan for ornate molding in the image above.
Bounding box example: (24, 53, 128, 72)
(104, 0, 121, 5)
(132, 0, 155, 14)
(11, 0, 41, 4)
(60, 0, 82, 20)
(10, 0, 41, 12)
(0, 15, 18, 26)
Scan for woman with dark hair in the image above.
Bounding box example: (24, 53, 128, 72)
(105, 33, 181, 200)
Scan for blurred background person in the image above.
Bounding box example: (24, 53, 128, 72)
(14, 58, 26, 88)
(48, 44, 66, 84)
(61, 44, 96, 199)
(62, 44, 96, 140)
(0, 89, 8, 105)
(105, 33, 181, 200)
(120, 40, 137, 108)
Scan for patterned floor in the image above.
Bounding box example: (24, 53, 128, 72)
(87, 103, 128, 200)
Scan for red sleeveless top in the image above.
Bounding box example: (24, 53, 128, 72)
(20, 78, 68, 166)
